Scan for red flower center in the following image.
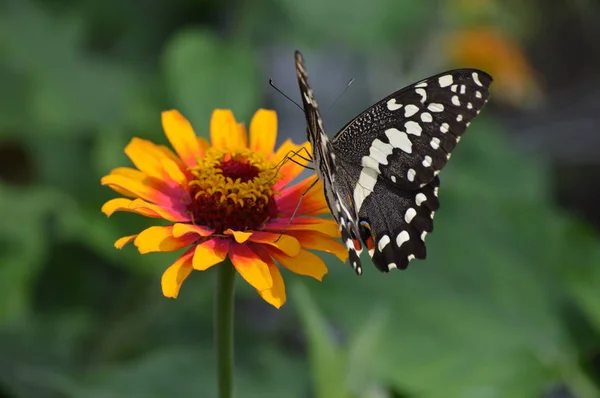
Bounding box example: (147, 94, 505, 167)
(187, 149, 279, 234)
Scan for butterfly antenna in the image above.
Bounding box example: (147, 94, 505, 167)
(269, 79, 304, 111)
(274, 178, 319, 242)
(327, 78, 354, 111)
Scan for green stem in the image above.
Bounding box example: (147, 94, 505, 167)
(215, 260, 236, 398)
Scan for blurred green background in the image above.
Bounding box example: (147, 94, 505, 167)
(2, 0, 600, 397)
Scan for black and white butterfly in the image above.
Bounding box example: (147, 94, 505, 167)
(294, 50, 492, 275)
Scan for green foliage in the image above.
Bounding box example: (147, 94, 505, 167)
(0, 0, 599, 397)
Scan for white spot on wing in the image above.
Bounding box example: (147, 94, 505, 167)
(430, 137, 440, 149)
(450, 84, 458, 92)
(405, 208, 417, 223)
(422, 155, 432, 167)
(354, 167, 379, 211)
(407, 168, 416, 182)
(438, 74, 453, 87)
(388, 263, 398, 269)
(428, 103, 444, 112)
(378, 235, 391, 251)
(391, 175, 397, 183)
(467, 102, 473, 109)
(387, 98, 402, 111)
(472, 72, 483, 86)
(456, 114, 463, 122)
(451, 95, 460, 106)
(421, 112, 433, 123)
(407, 254, 415, 261)
(440, 123, 449, 133)
(475, 91, 482, 98)
(405, 121, 422, 136)
(404, 104, 419, 117)
(460, 85, 466, 94)
(385, 128, 412, 154)
(396, 231, 410, 247)
(421, 231, 428, 241)
(369, 139, 394, 165)
(416, 193, 427, 206)
(415, 81, 428, 88)
(416, 88, 427, 103)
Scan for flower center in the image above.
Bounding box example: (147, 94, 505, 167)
(188, 148, 279, 234)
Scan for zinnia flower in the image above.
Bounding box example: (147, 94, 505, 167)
(101, 109, 347, 308)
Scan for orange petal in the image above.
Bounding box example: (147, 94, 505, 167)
(248, 231, 300, 257)
(102, 198, 190, 222)
(125, 138, 170, 180)
(101, 171, 184, 206)
(286, 230, 348, 262)
(134, 226, 197, 254)
(237, 123, 249, 148)
(103, 198, 161, 218)
(161, 110, 203, 167)
(193, 238, 230, 271)
(114, 234, 137, 249)
(257, 263, 286, 309)
(265, 217, 341, 237)
(268, 248, 328, 281)
(229, 243, 273, 291)
(172, 223, 214, 238)
(277, 176, 329, 216)
(160, 157, 188, 186)
(272, 140, 313, 190)
(249, 109, 277, 157)
(210, 109, 242, 150)
(161, 248, 195, 298)
(224, 229, 253, 243)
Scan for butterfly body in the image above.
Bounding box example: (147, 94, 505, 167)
(294, 50, 492, 275)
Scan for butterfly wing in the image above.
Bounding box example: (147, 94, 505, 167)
(331, 69, 492, 271)
(294, 50, 365, 274)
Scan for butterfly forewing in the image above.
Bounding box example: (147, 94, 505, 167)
(294, 50, 492, 274)
(294, 50, 366, 274)
(331, 69, 492, 190)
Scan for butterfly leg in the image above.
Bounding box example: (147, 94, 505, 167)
(273, 177, 320, 242)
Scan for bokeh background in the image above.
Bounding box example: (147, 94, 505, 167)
(2, 0, 600, 397)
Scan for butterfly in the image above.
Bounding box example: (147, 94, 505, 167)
(293, 50, 492, 275)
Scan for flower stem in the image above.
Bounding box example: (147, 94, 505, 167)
(215, 260, 236, 398)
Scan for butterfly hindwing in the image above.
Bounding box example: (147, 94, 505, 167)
(358, 176, 440, 271)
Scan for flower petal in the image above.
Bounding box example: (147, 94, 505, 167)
(161, 110, 204, 167)
(265, 217, 341, 237)
(114, 234, 137, 249)
(134, 226, 197, 254)
(210, 109, 242, 150)
(224, 229, 253, 243)
(229, 243, 273, 291)
(193, 238, 230, 271)
(249, 109, 277, 157)
(286, 230, 348, 262)
(102, 198, 190, 222)
(125, 138, 170, 180)
(267, 248, 328, 281)
(257, 263, 286, 309)
(249, 231, 300, 257)
(237, 123, 249, 148)
(101, 169, 184, 206)
(160, 157, 188, 186)
(173, 223, 214, 238)
(277, 176, 329, 216)
(161, 248, 194, 298)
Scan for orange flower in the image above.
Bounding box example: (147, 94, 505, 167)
(446, 26, 541, 107)
(101, 109, 347, 308)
